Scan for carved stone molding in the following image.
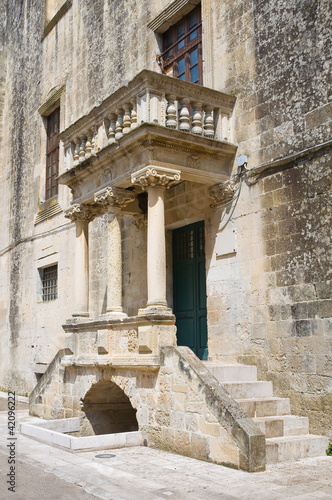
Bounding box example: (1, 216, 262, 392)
(94, 186, 135, 210)
(131, 166, 181, 191)
(64, 204, 99, 222)
(209, 180, 236, 207)
(187, 154, 200, 169)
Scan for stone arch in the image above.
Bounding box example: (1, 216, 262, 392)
(81, 379, 139, 436)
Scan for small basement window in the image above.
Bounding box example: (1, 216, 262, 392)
(41, 264, 58, 301)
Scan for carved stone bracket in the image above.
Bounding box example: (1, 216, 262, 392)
(209, 180, 236, 207)
(133, 214, 148, 229)
(94, 186, 135, 210)
(131, 166, 181, 191)
(64, 203, 99, 222)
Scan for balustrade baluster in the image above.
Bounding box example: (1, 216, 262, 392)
(166, 94, 177, 129)
(79, 135, 87, 162)
(108, 113, 116, 144)
(123, 104, 132, 134)
(85, 130, 93, 156)
(115, 109, 124, 140)
(191, 102, 203, 135)
(179, 98, 190, 132)
(131, 98, 138, 129)
(203, 106, 215, 138)
(90, 126, 97, 151)
(73, 138, 80, 162)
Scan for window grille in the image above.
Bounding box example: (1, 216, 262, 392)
(42, 265, 58, 301)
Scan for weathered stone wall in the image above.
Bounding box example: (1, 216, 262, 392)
(0, 0, 159, 391)
(202, 0, 332, 439)
(211, 0, 331, 164)
(206, 150, 332, 437)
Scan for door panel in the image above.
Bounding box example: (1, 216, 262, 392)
(175, 262, 195, 311)
(176, 318, 195, 349)
(173, 221, 208, 360)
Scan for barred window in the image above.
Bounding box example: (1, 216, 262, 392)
(42, 265, 58, 301)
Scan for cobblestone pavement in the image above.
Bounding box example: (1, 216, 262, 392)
(0, 408, 331, 500)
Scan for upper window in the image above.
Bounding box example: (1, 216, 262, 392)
(46, 107, 60, 200)
(162, 4, 202, 84)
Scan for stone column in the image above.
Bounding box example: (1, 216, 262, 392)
(64, 204, 97, 318)
(131, 166, 181, 315)
(94, 186, 135, 318)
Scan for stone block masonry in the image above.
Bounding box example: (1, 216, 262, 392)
(29, 344, 265, 472)
(207, 149, 332, 440)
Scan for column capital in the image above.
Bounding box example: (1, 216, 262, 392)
(64, 203, 99, 222)
(131, 166, 181, 191)
(94, 186, 135, 210)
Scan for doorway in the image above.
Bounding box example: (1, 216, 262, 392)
(173, 221, 208, 360)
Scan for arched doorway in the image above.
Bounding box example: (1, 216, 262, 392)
(81, 380, 138, 436)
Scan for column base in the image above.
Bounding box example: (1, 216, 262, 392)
(138, 305, 174, 318)
(102, 311, 128, 320)
(67, 312, 91, 325)
(71, 312, 90, 318)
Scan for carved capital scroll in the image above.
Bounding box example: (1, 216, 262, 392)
(131, 166, 181, 191)
(64, 203, 99, 222)
(94, 186, 135, 210)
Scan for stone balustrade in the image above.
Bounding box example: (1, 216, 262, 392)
(60, 70, 236, 171)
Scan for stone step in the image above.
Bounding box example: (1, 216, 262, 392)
(253, 415, 309, 438)
(203, 363, 257, 382)
(203, 363, 328, 464)
(266, 435, 329, 464)
(223, 381, 273, 399)
(236, 397, 291, 417)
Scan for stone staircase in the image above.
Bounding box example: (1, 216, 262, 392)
(204, 362, 329, 464)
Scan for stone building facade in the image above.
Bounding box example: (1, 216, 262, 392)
(0, 0, 331, 470)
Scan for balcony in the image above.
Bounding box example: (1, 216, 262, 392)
(58, 70, 237, 204)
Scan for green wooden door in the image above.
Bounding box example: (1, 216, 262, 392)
(173, 221, 208, 360)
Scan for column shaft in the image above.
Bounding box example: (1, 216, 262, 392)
(147, 186, 167, 307)
(73, 220, 89, 316)
(106, 210, 126, 316)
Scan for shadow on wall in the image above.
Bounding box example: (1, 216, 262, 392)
(81, 380, 138, 436)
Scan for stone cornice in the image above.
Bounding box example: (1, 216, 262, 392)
(39, 85, 66, 116)
(58, 125, 236, 190)
(148, 0, 201, 33)
(131, 166, 181, 190)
